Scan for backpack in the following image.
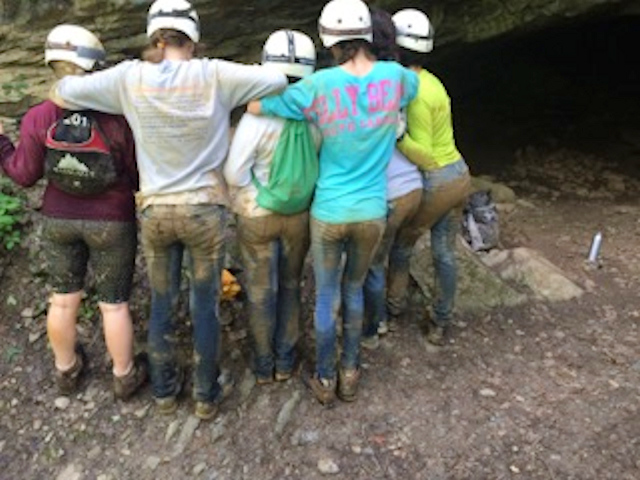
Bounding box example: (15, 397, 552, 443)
(44, 110, 117, 196)
(252, 119, 319, 215)
(462, 190, 500, 251)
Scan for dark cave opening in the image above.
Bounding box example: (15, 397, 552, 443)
(429, 14, 640, 179)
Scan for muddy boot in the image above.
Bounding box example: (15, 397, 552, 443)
(426, 322, 448, 346)
(303, 373, 336, 407)
(274, 370, 292, 382)
(378, 315, 399, 335)
(55, 344, 87, 396)
(337, 368, 361, 402)
(256, 372, 274, 385)
(361, 334, 380, 350)
(154, 366, 185, 415)
(194, 401, 218, 421)
(113, 353, 149, 401)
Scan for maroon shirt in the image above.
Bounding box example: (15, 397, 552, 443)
(0, 100, 138, 222)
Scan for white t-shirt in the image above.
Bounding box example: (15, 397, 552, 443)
(224, 113, 321, 217)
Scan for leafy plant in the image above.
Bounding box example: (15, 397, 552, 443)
(0, 191, 22, 250)
(1, 74, 29, 101)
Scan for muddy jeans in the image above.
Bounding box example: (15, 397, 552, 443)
(389, 159, 471, 326)
(237, 212, 310, 379)
(311, 217, 385, 380)
(141, 204, 226, 403)
(43, 217, 136, 303)
(363, 189, 423, 337)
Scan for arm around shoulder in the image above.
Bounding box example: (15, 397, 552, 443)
(215, 60, 287, 109)
(50, 62, 130, 114)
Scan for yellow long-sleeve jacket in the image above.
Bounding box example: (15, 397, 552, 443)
(398, 69, 462, 171)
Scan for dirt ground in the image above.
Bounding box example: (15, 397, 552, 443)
(0, 139, 638, 480)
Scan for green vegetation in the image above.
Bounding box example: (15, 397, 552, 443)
(1, 74, 29, 101)
(0, 178, 23, 251)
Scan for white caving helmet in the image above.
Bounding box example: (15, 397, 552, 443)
(147, 0, 200, 43)
(318, 0, 373, 48)
(44, 24, 106, 72)
(392, 9, 434, 53)
(262, 30, 316, 79)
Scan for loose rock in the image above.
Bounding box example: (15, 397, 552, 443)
(54, 397, 71, 410)
(291, 429, 320, 446)
(317, 458, 340, 475)
(145, 456, 161, 471)
(193, 462, 207, 475)
(165, 420, 181, 443)
(210, 418, 227, 443)
(479, 388, 497, 398)
(274, 391, 301, 437)
(56, 463, 82, 480)
(172, 416, 201, 458)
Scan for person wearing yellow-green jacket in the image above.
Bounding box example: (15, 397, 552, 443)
(389, 9, 471, 346)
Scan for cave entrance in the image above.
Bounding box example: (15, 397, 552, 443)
(430, 14, 640, 183)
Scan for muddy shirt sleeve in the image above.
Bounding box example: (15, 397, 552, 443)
(224, 113, 267, 188)
(0, 108, 47, 187)
(214, 60, 287, 110)
(51, 62, 129, 115)
(397, 94, 439, 171)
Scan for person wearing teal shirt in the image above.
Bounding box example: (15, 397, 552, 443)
(391, 9, 472, 345)
(249, 0, 418, 406)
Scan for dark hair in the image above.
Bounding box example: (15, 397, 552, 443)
(142, 29, 195, 63)
(398, 47, 427, 68)
(370, 6, 398, 62)
(330, 39, 374, 65)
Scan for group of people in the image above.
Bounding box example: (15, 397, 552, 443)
(0, 0, 470, 420)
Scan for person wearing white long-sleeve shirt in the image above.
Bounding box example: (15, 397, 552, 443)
(224, 30, 319, 384)
(50, 0, 287, 420)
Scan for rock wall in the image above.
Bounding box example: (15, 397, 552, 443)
(0, 0, 635, 105)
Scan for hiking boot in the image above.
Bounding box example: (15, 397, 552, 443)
(274, 370, 292, 382)
(194, 401, 218, 421)
(303, 373, 336, 407)
(55, 344, 87, 396)
(387, 317, 399, 332)
(378, 316, 398, 335)
(113, 353, 149, 400)
(361, 334, 380, 350)
(256, 374, 274, 385)
(155, 396, 178, 415)
(377, 320, 389, 335)
(426, 323, 448, 346)
(337, 368, 361, 402)
(154, 366, 184, 415)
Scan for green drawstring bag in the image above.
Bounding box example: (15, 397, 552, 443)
(252, 119, 319, 215)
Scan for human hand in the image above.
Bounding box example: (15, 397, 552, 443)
(246, 100, 262, 116)
(0, 121, 4, 136)
(396, 109, 407, 140)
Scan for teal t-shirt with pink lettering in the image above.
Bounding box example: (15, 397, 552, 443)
(260, 61, 419, 223)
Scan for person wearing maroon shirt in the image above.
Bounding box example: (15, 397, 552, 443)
(0, 24, 147, 399)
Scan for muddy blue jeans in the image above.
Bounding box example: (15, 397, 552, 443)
(363, 189, 422, 337)
(141, 204, 226, 403)
(237, 212, 310, 380)
(311, 217, 385, 380)
(390, 159, 471, 326)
